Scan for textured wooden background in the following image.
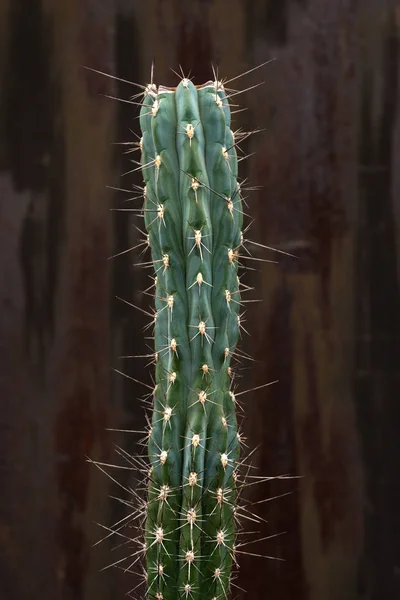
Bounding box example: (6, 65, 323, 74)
(0, 1, 399, 599)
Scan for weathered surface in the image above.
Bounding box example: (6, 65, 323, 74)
(0, 1, 116, 598)
(0, 1, 399, 599)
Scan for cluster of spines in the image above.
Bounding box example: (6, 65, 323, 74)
(88, 61, 293, 600)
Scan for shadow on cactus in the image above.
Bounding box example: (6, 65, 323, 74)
(89, 62, 296, 600)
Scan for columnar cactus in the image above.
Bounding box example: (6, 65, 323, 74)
(94, 63, 285, 600)
(140, 76, 243, 600)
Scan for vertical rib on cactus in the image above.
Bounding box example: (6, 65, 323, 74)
(136, 74, 248, 600)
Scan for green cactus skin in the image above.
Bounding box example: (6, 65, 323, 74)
(139, 77, 244, 600)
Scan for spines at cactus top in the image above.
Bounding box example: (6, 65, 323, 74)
(140, 77, 242, 600)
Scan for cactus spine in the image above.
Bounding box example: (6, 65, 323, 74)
(139, 75, 243, 600)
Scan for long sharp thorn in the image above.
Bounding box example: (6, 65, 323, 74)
(80, 65, 146, 90)
(222, 58, 276, 85)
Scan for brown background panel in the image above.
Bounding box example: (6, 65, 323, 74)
(0, 1, 399, 599)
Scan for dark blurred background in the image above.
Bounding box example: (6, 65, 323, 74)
(0, 0, 399, 599)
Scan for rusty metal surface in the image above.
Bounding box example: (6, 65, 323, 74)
(0, 1, 399, 599)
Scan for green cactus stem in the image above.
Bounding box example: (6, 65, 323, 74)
(138, 75, 245, 600)
(82, 55, 292, 599)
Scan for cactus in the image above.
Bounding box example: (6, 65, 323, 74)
(139, 74, 244, 600)
(91, 62, 288, 600)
